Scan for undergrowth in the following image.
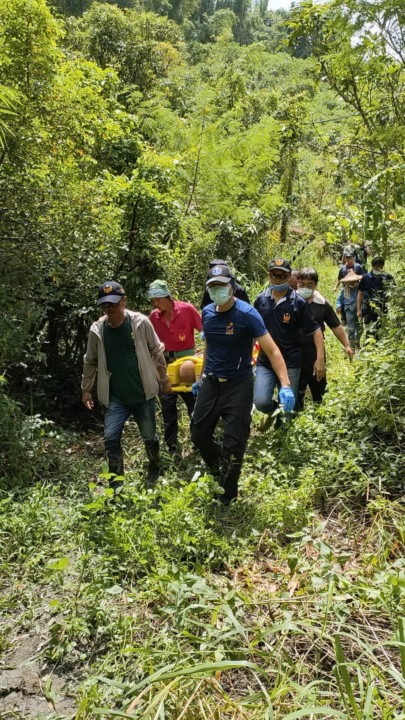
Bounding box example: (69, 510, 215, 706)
(0, 263, 404, 719)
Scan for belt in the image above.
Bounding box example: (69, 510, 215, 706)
(207, 374, 228, 383)
(164, 348, 195, 360)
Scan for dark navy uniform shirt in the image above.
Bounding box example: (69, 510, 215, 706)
(337, 263, 365, 280)
(358, 271, 393, 314)
(202, 299, 267, 379)
(254, 288, 319, 368)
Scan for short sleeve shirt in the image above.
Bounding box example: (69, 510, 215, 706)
(202, 299, 267, 379)
(254, 288, 319, 368)
(305, 296, 341, 335)
(337, 263, 365, 280)
(149, 300, 202, 352)
(358, 271, 393, 295)
(301, 293, 340, 363)
(358, 271, 393, 313)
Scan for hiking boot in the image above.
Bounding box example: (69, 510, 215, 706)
(109, 477, 124, 493)
(214, 491, 236, 508)
(168, 445, 182, 463)
(258, 413, 275, 432)
(146, 465, 160, 487)
(145, 439, 161, 487)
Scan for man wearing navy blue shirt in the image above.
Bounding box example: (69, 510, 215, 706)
(254, 258, 325, 422)
(357, 256, 393, 334)
(333, 248, 365, 291)
(191, 265, 293, 505)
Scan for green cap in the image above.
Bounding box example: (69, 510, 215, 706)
(147, 279, 172, 299)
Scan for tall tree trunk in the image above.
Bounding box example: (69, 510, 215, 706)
(280, 154, 297, 244)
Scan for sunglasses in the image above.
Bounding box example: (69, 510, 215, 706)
(269, 272, 288, 280)
(100, 301, 121, 309)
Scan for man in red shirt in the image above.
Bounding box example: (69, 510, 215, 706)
(148, 280, 202, 456)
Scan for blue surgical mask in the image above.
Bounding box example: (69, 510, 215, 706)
(270, 282, 289, 292)
(208, 285, 231, 305)
(297, 287, 314, 299)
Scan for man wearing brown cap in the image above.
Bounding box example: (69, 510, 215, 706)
(81, 281, 171, 489)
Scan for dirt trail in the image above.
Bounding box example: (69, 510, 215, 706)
(0, 632, 76, 719)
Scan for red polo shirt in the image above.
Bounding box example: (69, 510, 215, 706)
(149, 300, 202, 352)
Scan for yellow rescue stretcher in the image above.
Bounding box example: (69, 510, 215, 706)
(167, 343, 260, 392)
(167, 354, 204, 392)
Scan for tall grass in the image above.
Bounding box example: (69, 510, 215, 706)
(1, 259, 404, 718)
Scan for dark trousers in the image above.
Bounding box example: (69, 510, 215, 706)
(190, 375, 253, 502)
(297, 357, 327, 411)
(160, 391, 196, 450)
(363, 312, 383, 340)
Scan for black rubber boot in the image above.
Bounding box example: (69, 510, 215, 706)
(109, 477, 124, 493)
(145, 439, 160, 487)
(168, 444, 182, 463)
(219, 453, 243, 505)
(105, 452, 124, 493)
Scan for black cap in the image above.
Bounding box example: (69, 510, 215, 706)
(209, 258, 228, 268)
(97, 281, 126, 305)
(268, 258, 291, 273)
(206, 265, 233, 285)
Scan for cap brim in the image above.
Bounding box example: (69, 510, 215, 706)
(209, 259, 228, 267)
(268, 267, 290, 273)
(206, 277, 232, 286)
(97, 295, 123, 305)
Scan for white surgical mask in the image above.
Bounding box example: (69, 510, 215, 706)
(297, 287, 314, 300)
(372, 269, 383, 275)
(208, 285, 231, 306)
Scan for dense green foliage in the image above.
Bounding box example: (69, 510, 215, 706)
(0, 0, 403, 410)
(0, 0, 404, 717)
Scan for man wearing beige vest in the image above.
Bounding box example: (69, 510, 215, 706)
(81, 281, 171, 490)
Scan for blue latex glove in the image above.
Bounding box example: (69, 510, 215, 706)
(192, 381, 201, 397)
(279, 386, 295, 413)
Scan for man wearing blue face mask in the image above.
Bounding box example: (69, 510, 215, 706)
(254, 258, 325, 427)
(191, 265, 293, 506)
